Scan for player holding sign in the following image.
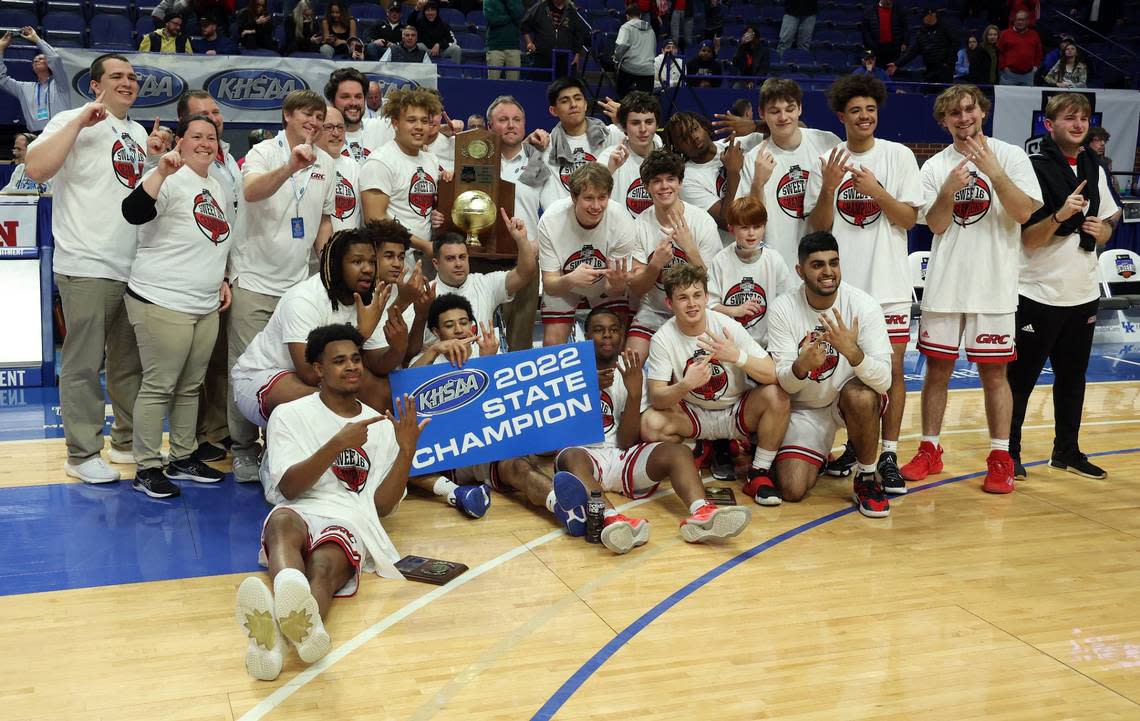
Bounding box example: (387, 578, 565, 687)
(642, 264, 790, 505)
(804, 74, 922, 494)
(903, 84, 1042, 493)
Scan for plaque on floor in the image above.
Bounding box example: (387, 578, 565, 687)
(705, 487, 738, 506)
(396, 555, 469, 585)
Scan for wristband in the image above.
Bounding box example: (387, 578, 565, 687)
(732, 349, 748, 367)
(1051, 212, 1062, 224)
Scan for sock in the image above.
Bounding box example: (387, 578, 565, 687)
(881, 440, 898, 454)
(751, 448, 776, 472)
(921, 435, 940, 447)
(990, 438, 1009, 452)
(545, 489, 557, 513)
(603, 508, 618, 519)
(432, 476, 459, 499)
(273, 567, 308, 595)
(858, 462, 877, 475)
(689, 498, 707, 514)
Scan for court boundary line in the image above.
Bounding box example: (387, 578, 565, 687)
(527, 446, 1140, 721)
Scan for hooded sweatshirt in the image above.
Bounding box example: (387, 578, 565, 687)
(614, 18, 655, 75)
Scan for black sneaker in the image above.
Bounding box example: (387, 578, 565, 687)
(133, 467, 181, 499)
(1013, 458, 1027, 481)
(1050, 453, 1107, 480)
(877, 451, 907, 495)
(852, 473, 890, 518)
(710, 439, 735, 481)
(193, 440, 228, 463)
(166, 457, 225, 484)
(824, 441, 857, 477)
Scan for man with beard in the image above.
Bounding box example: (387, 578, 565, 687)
(324, 68, 393, 165)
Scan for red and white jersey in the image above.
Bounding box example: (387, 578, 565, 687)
(591, 366, 650, 448)
(359, 140, 441, 242)
(707, 245, 796, 346)
(597, 143, 653, 219)
(737, 128, 841, 269)
(803, 138, 922, 305)
(330, 151, 361, 233)
(36, 108, 149, 281)
(537, 197, 637, 277)
(633, 201, 722, 316)
(342, 117, 394, 165)
(129, 166, 231, 315)
(647, 310, 767, 410)
(919, 137, 1043, 314)
(766, 282, 892, 409)
(264, 392, 403, 579)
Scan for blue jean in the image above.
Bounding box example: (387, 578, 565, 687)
(777, 14, 815, 52)
(1000, 68, 1035, 86)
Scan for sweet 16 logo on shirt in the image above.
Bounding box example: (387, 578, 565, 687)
(335, 172, 357, 219)
(111, 132, 145, 189)
(332, 446, 371, 493)
(343, 142, 370, 162)
(685, 349, 728, 401)
(559, 148, 596, 189)
(408, 166, 437, 217)
(563, 244, 607, 281)
(798, 327, 839, 382)
(775, 165, 808, 219)
(836, 177, 882, 227)
(952, 171, 991, 226)
(723, 277, 766, 328)
(625, 178, 652, 216)
(599, 389, 615, 434)
(714, 164, 728, 198)
(193, 190, 230, 244)
(651, 243, 690, 291)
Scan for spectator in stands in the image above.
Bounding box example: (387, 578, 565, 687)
(731, 24, 769, 89)
(730, 98, 752, 121)
(140, 13, 195, 53)
(521, 0, 591, 79)
(1086, 127, 1121, 197)
(689, 39, 723, 88)
(367, 81, 383, 118)
(955, 36, 976, 80)
(151, 0, 191, 25)
(888, 7, 955, 84)
(614, 4, 655, 97)
(701, 0, 724, 53)
(365, 2, 406, 59)
(671, 0, 694, 52)
(853, 49, 891, 84)
(3, 133, 49, 194)
(1007, 0, 1038, 28)
(484, 0, 524, 80)
(861, 0, 907, 66)
(968, 24, 998, 84)
(654, 36, 685, 91)
(0, 28, 69, 132)
(778, 0, 817, 54)
(413, 1, 463, 64)
(380, 24, 433, 62)
(997, 10, 1041, 86)
(466, 113, 485, 129)
(319, 0, 358, 57)
(198, 17, 239, 54)
(152, 0, 232, 30)
(1044, 39, 1087, 88)
(285, 0, 324, 55)
(238, 0, 279, 52)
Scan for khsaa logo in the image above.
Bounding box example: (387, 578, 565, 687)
(412, 368, 490, 417)
(73, 66, 186, 108)
(205, 69, 308, 110)
(1116, 253, 1136, 279)
(366, 73, 422, 93)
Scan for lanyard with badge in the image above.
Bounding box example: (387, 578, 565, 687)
(34, 79, 51, 122)
(278, 135, 313, 238)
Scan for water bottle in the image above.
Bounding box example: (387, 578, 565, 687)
(585, 490, 605, 544)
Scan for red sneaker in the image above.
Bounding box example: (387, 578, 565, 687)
(600, 513, 650, 554)
(852, 473, 890, 518)
(692, 440, 712, 470)
(982, 450, 1015, 494)
(743, 471, 781, 506)
(728, 438, 753, 458)
(680, 501, 751, 543)
(900, 441, 944, 481)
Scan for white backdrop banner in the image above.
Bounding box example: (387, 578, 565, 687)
(993, 86, 1139, 189)
(56, 49, 437, 124)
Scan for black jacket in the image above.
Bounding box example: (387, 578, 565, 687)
(520, 0, 590, 56)
(1026, 134, 1102, 251)
(412, 12, 456, 51)
(861, 1, 907, 50)
(367, 19, 404, 46)
(896, 20, 955, 69)
(783, 0, 818, 17)
(732, 40, 769, 76)
(389, 41, 429, 62)
(688, 55, 723, 86)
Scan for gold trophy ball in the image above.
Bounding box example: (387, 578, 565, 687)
(452, 189, 497, 246)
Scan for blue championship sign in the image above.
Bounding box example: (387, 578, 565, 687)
(390, 342, 604, 475)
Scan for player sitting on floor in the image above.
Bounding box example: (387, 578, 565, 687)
(235, 323, 426, 682)
(554, 307, 752, 554)
(765, 231, 894, 516)
(640, 263, 791, 505)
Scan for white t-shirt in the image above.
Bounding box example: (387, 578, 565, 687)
(235, 137, 337, 297)
(129, 166, 231, 315)
(210, 144, 243, 275)
(342, 117, 394, 165)
(707, 244, 797, 346)
(263, 392, 403, 579)
(331, 151, 362, 233)
(593, 365, 649, 449)
(36, 108, 148, 281)
(680, 139, 729, 213)
(537, 197, 637, 277)
(738, 128, 842, 268)
(359, 140, 440, 242)
(501, 150, 542, 237)
(803, 138, 923, 305)
(766, 282, 893, 409)
(1019, 164, 1117, 306)
(427, 133, 455, 173)
(541, 126, 622, 199)
(425, 270, 512, 345)
(633, 201, 722, 316)
(597, 143, 653, 219)
(647, 310, 767, 410)
(919, 137, 1044, 314)
(233, 274, 385, 376)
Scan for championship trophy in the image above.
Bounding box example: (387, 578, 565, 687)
(436, 128, 517, 258)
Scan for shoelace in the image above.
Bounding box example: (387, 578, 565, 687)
(880, 455, 901, 477)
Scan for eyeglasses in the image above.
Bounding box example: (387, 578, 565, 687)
(322, 123, 346, 132)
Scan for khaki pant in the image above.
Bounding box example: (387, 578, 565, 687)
(486, 49, 522, 81)
(227, 285, 280, 460)
(471, 258, 538, 351)
(55, 274, 141, 462)
(196, 310, 230, 444)
(126, 296, 219, 469)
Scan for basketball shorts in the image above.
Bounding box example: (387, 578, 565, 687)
(917, 310, 1016, 363)
(628, 305, 671, 342)
(259, 507, 363, 597)
(776, 381, 888, 468)
(678, 390, 752, 441)
(881, 301, 911, 346)
(232, 368, 295, 427)
(540, 290, 629, 325)
(557, 442, 663, 499)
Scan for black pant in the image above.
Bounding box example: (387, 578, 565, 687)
(616, 69, 652, 98)
(1007, 295, 1099, 461)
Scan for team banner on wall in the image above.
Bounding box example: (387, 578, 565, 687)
(57, 49, 437, 124)
(993, 86, 1139, 189)
(389, 342, 604, 476)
